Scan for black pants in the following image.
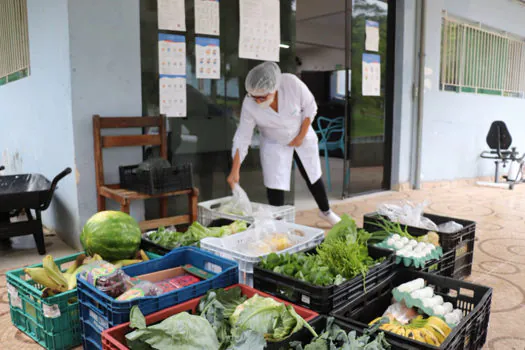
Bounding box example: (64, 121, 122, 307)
(267, 152, 330, 212)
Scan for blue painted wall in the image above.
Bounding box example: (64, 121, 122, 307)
(68, 0, 145, 247)
(0, 0, 79, 246)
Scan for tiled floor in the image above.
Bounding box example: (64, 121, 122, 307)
(1, 184, 524, 349)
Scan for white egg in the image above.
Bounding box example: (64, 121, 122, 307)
(394, 241, 405, 250)
(433, 305, 445, 316)
(408, 240, 418, 247)
(432, 295, 444, 305)
(387, 238, 395, 246)
(416, 242, 427, 250)
(392, 234, 401, 241)
(442, 302, 453, 314)
(400, 237, 409, 244)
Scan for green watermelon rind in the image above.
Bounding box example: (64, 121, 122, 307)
(80, 211, 142, 261)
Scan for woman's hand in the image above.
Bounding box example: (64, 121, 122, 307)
(288, 118, 311, 148)
(288, 134, 305, 147)
(227, 170, 240, 189)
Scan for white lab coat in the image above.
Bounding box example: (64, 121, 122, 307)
(232, 73, 322, 191)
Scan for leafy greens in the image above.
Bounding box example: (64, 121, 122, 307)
(126, 287, 316, 350)
(289, 317, 390, 350)
(260, 215, 384, 287)
(146, 220, 248, 249)
(126, 306, 220, 350)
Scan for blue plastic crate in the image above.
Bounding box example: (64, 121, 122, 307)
(77, 246, 238, 349)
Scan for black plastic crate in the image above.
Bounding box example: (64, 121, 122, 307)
(140, 219, 250, 255)
(253, 245, 396, 314)
(332, 269, 492, 350)
(364, 212, 476, 279)
(119, 162, 193, 195)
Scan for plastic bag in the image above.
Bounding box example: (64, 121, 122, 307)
(382, 302, 419, 325)
(116, 281, 162, 301)
(437, 221, 464, 234)
(223, 209, 301, 256)
(79, 261, 132, 298)
(219, 184, 253, 217)
(377, 200, 438, 231)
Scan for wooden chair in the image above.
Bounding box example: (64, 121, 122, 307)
(92, 115, 199, 231)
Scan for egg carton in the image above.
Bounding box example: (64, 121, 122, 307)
(392, 279, 463, 328)
(375, 235, 443, 269)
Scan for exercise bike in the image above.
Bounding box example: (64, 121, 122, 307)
(478, 121, 525, 190)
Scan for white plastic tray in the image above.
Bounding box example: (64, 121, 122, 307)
(198, 196, 295, 226)
(200, 220, 324, 286)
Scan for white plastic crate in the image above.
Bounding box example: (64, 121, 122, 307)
(200, 220, 324, 286)
(198, 196, 295, 226)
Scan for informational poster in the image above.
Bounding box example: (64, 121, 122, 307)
(239, 0, 280, 62)
(196, 37, 221, 79)
(158, 33, 186, 76)
(160, 75, 187, 117)
(365, 20, 379, 52)
(362, 53, 381, 96)
(195, 0, 220, 36)
(158, 0, 186, 31)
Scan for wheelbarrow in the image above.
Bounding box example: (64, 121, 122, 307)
(0, 167, 72, 255)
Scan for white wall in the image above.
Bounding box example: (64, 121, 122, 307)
(68, 0, 144, 248)
(418, 0, 525, 182)
(0, 0, 79, 244)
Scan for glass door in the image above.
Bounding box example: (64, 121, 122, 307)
(295, 0, 350, 201)
(343, 0, 394, 196)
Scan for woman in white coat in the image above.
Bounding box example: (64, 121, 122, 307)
(227, 62, 341, 226)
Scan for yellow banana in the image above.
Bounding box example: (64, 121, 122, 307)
(380, 323, 395, 332)
(369, 317, 383, 325)
(92, 254, 103, 261)
(65, 254, 86, 274)
(112, 259, 143, 269)
(419, 328, 441, 346)
(412, 329, 427, 343)
(24, 267, 67, 293)
(425, 323, 446, 343)
(395, 325, 406, 337)
(139, 250, 150, 261)
(427, 316, 452, 337)
(42, 255, 68, 291)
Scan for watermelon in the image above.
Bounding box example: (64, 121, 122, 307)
(80, 211, 142, 261)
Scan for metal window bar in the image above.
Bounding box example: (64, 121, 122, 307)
(440, 13, 525, 97)
(0, 0, 29, 82)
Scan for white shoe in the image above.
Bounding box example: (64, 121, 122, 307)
(318, 210, 341, 226)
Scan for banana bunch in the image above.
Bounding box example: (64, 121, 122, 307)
(24, 250, 150, 297)
(370, 315, 451, 346)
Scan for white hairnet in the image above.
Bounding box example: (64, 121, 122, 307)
(245, 62, 282, 96)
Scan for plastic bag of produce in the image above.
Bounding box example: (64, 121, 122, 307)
(437, 221, 463, 233)
(116, 281, 162, 301)
(220, 184, 253, 216)
(377, 200, 438, 231)
(382, 301, 419, 325)
(229, 210, 304, 256)
(79, 260, 132, 298)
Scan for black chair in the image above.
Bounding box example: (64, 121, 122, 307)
(480, 121, 525, 189)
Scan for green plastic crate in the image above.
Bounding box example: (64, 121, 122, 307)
(7, 251, 161, 350)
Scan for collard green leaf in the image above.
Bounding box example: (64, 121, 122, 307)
(126, 312, 220, 350)
(227, 330, 266, 350)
